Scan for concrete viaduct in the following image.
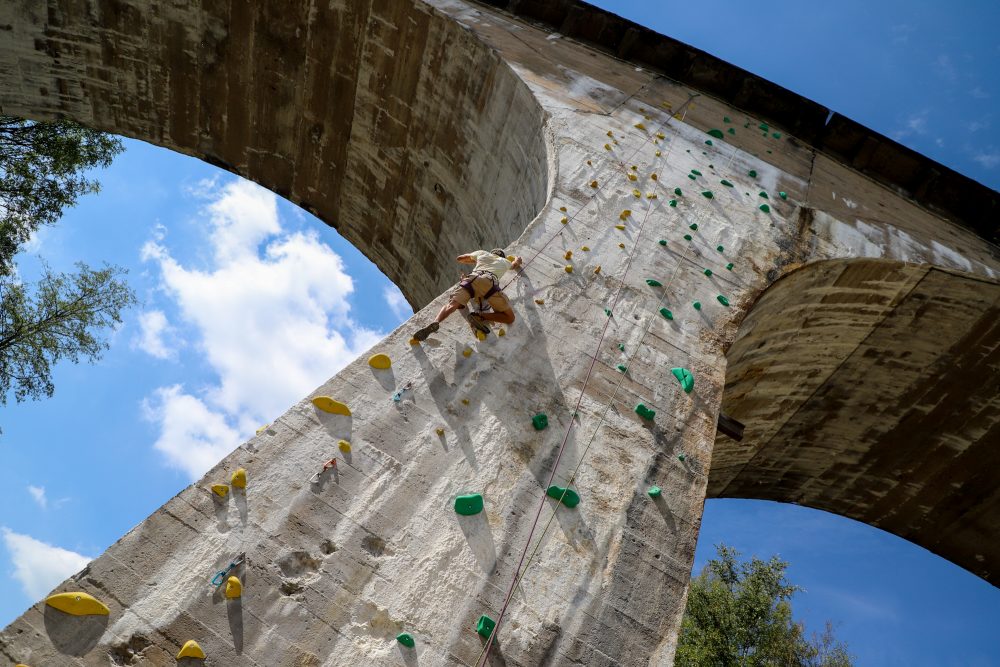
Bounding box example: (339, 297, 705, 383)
(1, 1, 998, 665)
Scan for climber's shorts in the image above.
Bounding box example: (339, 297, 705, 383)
(450, 273, 512, 314)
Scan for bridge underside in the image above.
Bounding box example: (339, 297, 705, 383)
(711, 258, 1000, 583)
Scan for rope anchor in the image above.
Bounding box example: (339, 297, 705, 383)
(210, 552, 246, 587)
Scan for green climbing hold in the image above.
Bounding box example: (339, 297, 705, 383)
(724, 116, 732, 123)
(617, 364, 627, 373)
(689, 223, 698, 231)
(759, 204, 771, 213)
(658, 239, 667, 246)
(758, 122, 768, 131)
(717, 295, 730, 307)
(634, 403, 656, 421)
(532, 413, 548, 430)
(759, 192, 769, 199)
(705, 139, 713, 146)
(397, 633, 416, 648)
(748, 169, 757, 177)
(691, 169, 702, 176)
(720, 179, 733, 187)
(701, 190, 714, 199)
(693, 301, 702, 310)
(717, 245, 725, 252)
(727, 128, 736, 135)
(646, 279, 662, 287)
(454, 493, 484, 516)
(772, 132, 781, 139)
(779, 191, 788, 200)
(648, 486, 662, 498)
(704, 269, 712, 277)
(659, 307, 673, 320)
(674, 188, 682, 196)
(476, 615, 497, 639)
(707, 129, 725, 139)
(671, 367, 694, 394)
(687, 174, 697, 180)
(618, 343, 625, 351)
(605, 308, 612, 317)
(767, 149, 773, 154)
(683, 234, 692, 241)
(744, 122, 751, 128)
(669, 199, 678, 207)
(546, 485, 581, 508)
(726, 262, 734, 270)
(678, 454, 687, 462)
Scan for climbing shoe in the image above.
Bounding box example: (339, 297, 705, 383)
(468, 313, 491, 336)
(413, 321, 440, 341)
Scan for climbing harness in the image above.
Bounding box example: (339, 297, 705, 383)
(210, 552, 245, 587)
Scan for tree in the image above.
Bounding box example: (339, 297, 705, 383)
(0, 116, 134, 409)
(0, 116, 123, 275)
(676, 544, 854, 667)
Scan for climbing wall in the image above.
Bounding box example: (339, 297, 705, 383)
(3, 1, 999, 666)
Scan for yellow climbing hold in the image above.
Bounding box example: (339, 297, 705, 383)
(368, 353, 391, 370)
(586, 159, 592, 166)
(338, 439, 351, 453)
(498, 328, 506, 336)
(559, 206, 567, 212)
(255, 424, 269, 435)
(646, 193, 657, 199)
(560, 216, 568, 224)
(475, 330, 487, 341)
(311, 396, 351, 415)
(564, 250, 573, 260)
(618, 242, 625, 248)
(409, 337, 419, 345)
(45, 592, 109, 616)
(231, 468, 247, 489)
(615, 224, 626, 230)
(564, 265, 573, 273)
(604, 143, 611, 150)
(176, 640, 206, 660)
(632, 188, 641, 197)
(606, 130, 614, 137)
(594, 265, 602, 274)
(461, 398, 470, 405)
(655, 150, 661, 156)
(534, 299, 545, 305)
(634, 122, 646, 130)
(656, 132, 665, 139)
(507, 255, 515, 262)
(650, 173, 658, 180)
(581, 246, 590, 251)
(462, 347, 472, 357)
(620, 209, 632, 220)
(225, 576, 242, 599)
(211, 484, 229, 498)
(436, 427, 445, 436)
(590, 180, 598, 188)
(627, 173, 637, 181)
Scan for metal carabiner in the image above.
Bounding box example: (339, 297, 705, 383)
(210, 552, 246, 587)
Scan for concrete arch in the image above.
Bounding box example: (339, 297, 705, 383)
(1, 0, 549, 307)
(711, 257, 1000, 584)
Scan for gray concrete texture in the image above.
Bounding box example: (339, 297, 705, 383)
(1, 0, 998, 665)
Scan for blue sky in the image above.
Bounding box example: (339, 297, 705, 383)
(1, 1, 998, 665)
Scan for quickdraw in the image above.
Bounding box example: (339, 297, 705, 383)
(210, 553, 245, 587)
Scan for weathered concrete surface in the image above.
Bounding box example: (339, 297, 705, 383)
(0, 1, 998, 666)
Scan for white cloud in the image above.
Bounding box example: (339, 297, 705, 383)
(972, 150, 1000, 169)
(27, 485, 47, 509)
(142, 178, 384, 479)
(971, 86, 990, 99)
(383, 284, 412, 321)
(2, 528, 91, 600)
(935, 54, 958, 83)
(889, 23, 914, 45)
(133, 310, 177, 360)
(142, 385, 242, 479)
(892, 110, 929, 141)
(967, 118, 990, 133)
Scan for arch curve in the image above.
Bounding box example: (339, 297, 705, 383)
(0, 0, 549, 307)
(711, 257, 1000, 583)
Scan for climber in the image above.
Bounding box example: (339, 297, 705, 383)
(413, 249, 523, 341)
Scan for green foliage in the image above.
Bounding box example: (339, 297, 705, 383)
(0, 264, 136, 405)
(0, 116, 123, 276)
(676, 545, 854, 667)
(0, 116, 133, 411)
